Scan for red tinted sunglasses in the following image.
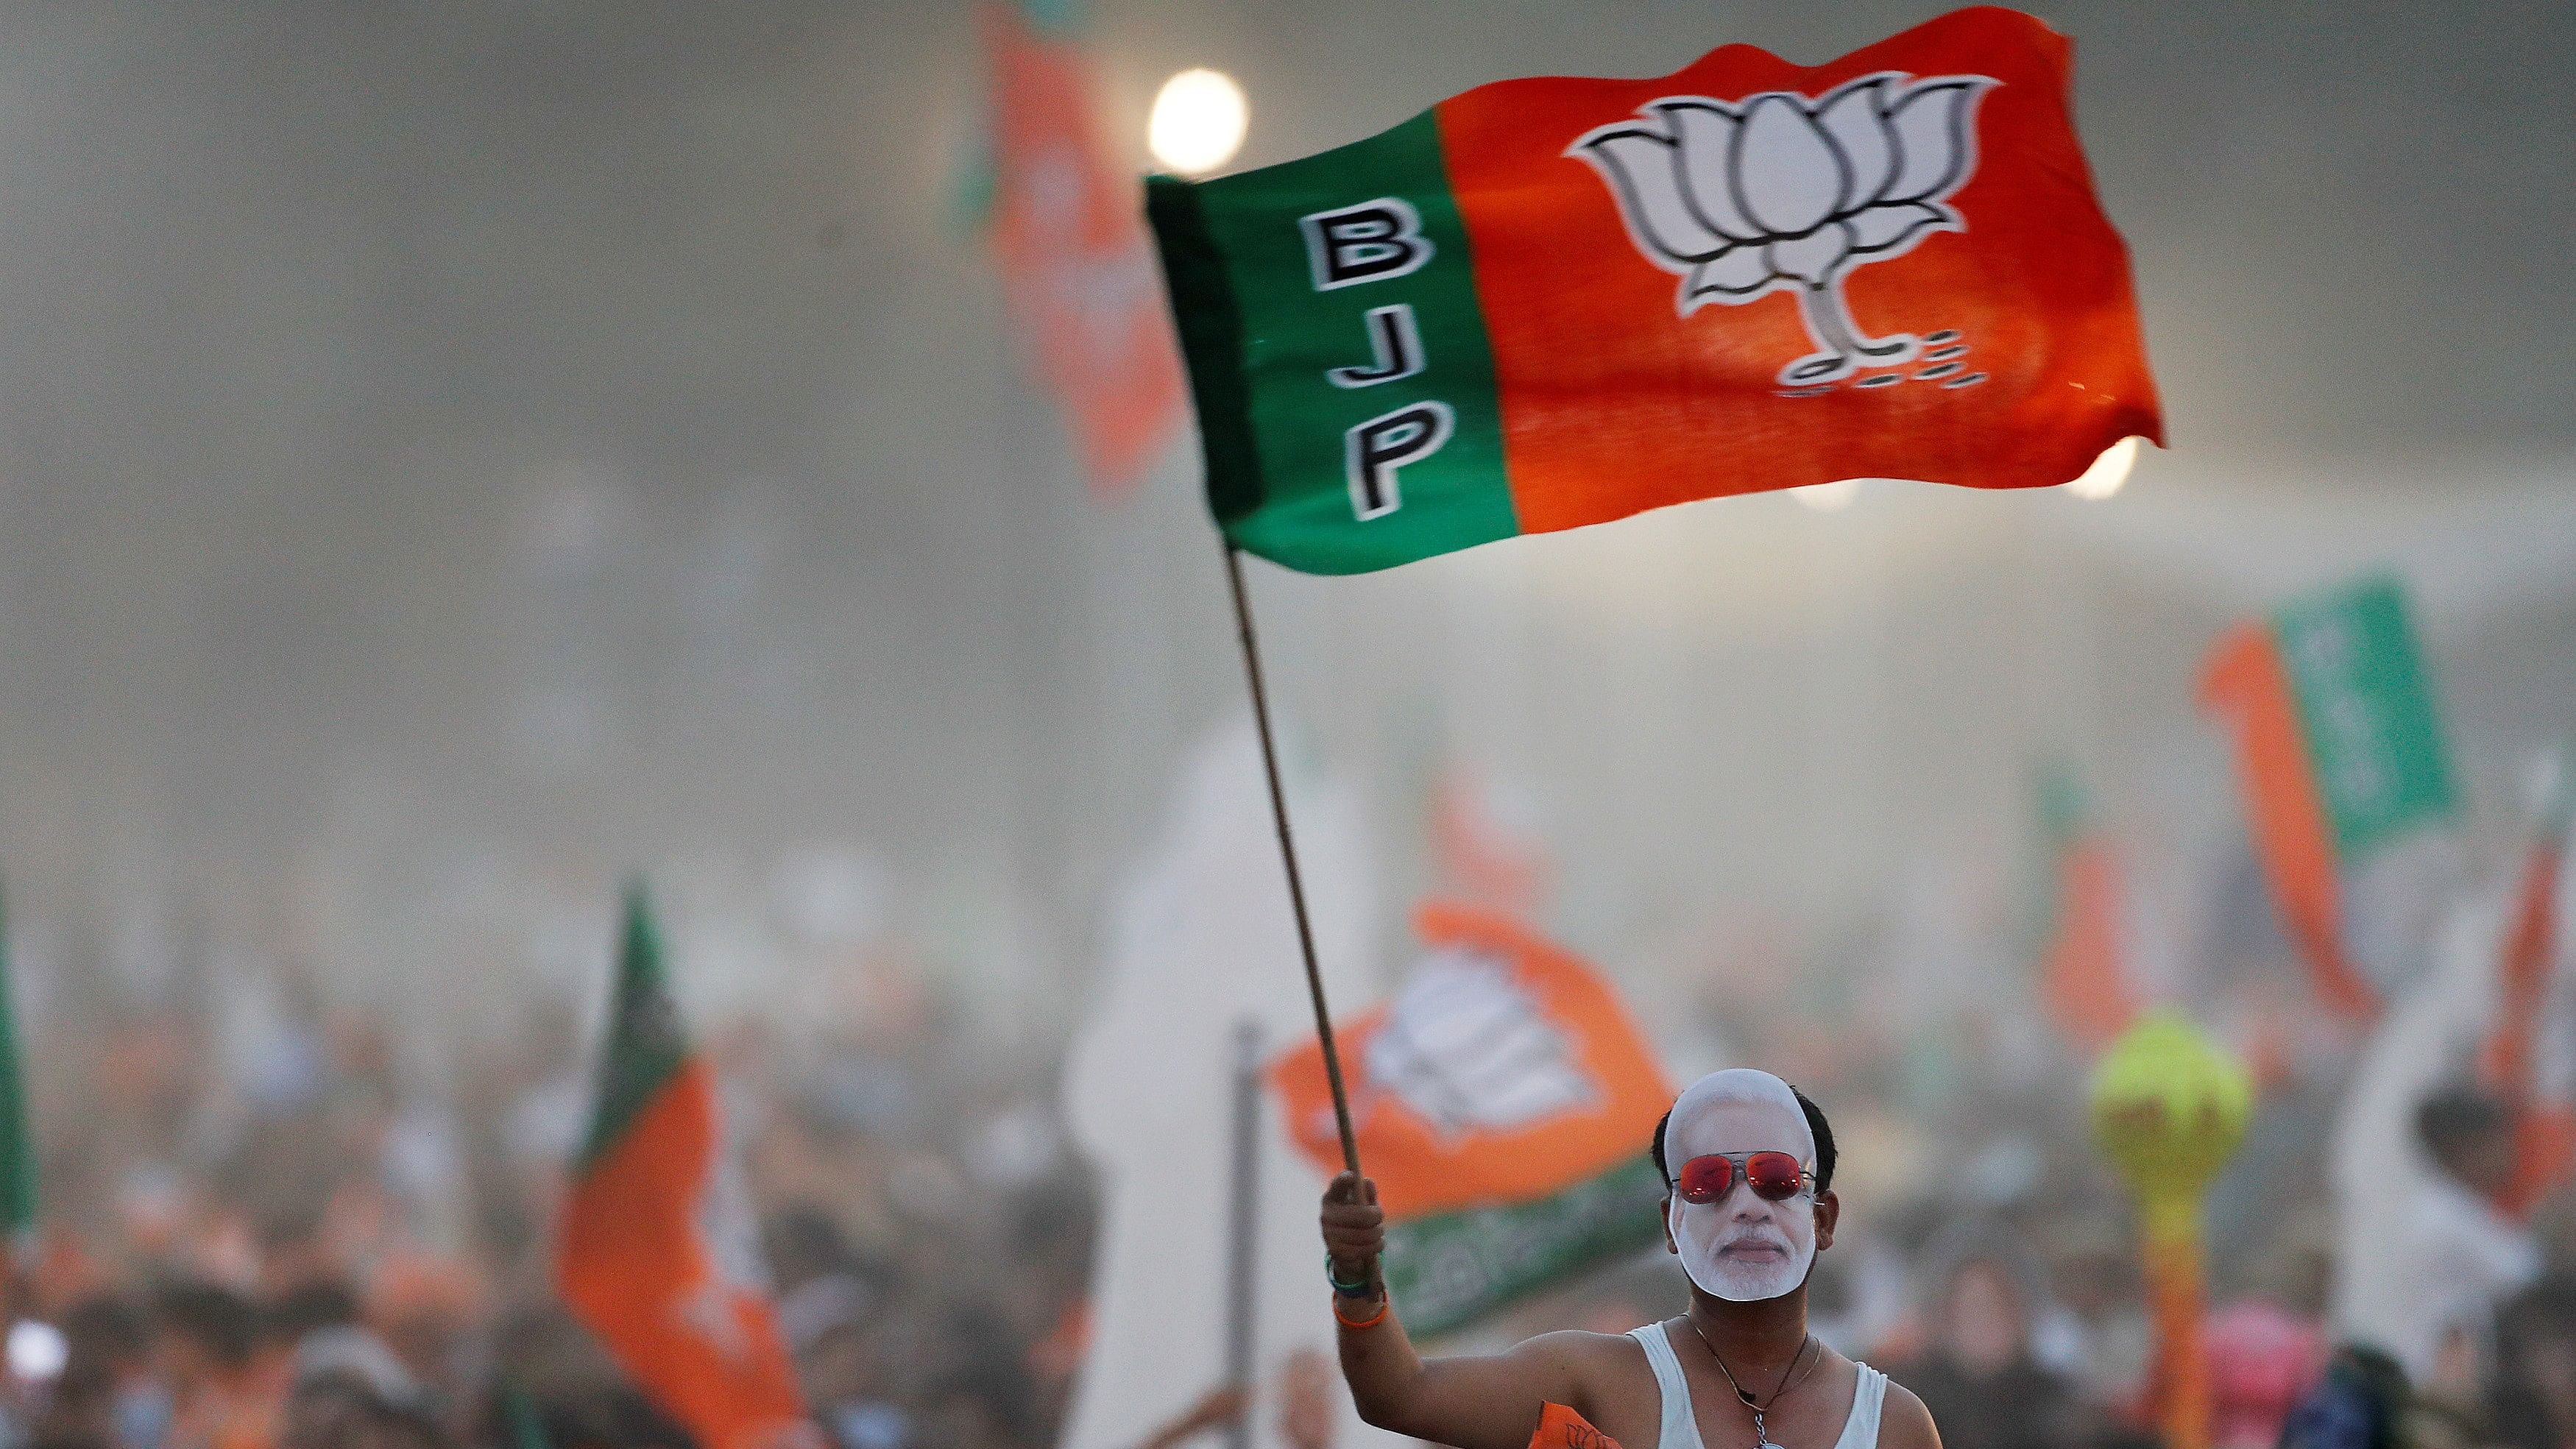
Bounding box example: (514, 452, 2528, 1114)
(1674, 1152, 1814, 1205)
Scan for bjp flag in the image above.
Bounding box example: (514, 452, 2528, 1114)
(556, 886, 812, 1449)
(2199, 575, 2458, 1019)
(985, 4, 1187, 497)
(1147, 6, 2159, 573)
(1271, 901, 1671, 1334)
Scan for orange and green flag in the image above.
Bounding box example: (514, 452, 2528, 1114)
(2480, 751, 2575, 1216)
(2033, 770, 2139, 1055)
(557, 885, 810, 1449)
(1270, 901, 1670, 1334)
(1146, 6, 2160, 575)
(2198, 575, 2458, 1021)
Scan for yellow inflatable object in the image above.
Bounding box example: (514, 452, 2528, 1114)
(2089, 1011, 2253, 1239)
(2087, 1012, 2252, 1449)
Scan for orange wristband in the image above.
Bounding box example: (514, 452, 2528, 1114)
(1333, 1294, 1390, 1331)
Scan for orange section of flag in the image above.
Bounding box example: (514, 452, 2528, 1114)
(557, 1059, 812, 1449)
(983, 6, 1186, 497)
(1530, 1403, 1623, 1449)
(2198, 624, 2375, 1020)
(1270, 901, 1671, 1220)
(2043, 835, 2139, 1054)
(1435, 7, 2159, 531)
(2483, 826, 2569, 1216)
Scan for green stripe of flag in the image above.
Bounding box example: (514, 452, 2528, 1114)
(2272, 575, 2457, 857)
(1383, 1156, 1666, 1337)
(1147, 110, 1518, 574)
(0, 883, 34, 1237)
(576, 882, 691, 1171)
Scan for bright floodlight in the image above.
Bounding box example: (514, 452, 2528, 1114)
(1150, 69, 1248, 177)
(2066, 436, 2142, 500)
(1790, 479, 1861, 512)
(8, 1321, 66, 1382)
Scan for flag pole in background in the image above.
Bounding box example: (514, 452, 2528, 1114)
(1221, 546, 1361, 1175)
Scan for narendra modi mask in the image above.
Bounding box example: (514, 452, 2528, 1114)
(1660, 1069, 1822, 1303)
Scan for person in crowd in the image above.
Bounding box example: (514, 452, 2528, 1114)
(155, 1283, 279, 1449)
(2202, 1299, 2326, 1449)
(1319, 1069, 1941, 1449)
(2279, 1346, 2410, 1449)
(2331, 904, 2543, 1384)
(2491, 1273, 2576, 1449)
(1882, 1230, 2077, 1449)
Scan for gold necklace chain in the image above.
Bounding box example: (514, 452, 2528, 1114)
(1682, 1321, 1818, 1449)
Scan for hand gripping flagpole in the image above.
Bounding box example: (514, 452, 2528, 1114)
(1222, 545, 1363, 1176)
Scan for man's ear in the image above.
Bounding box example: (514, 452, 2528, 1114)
(1662, 1194, 1678, 1255)
(1813, 1189, 1840, 1253)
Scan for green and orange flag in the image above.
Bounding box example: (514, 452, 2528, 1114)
(557, 885, 811, 1449)
(2480, 750, 2576, 1216)
(1147, 6, 2160, 574)
(2033, 770, 2140, 1055)
(2199, 575, 2458, 1020)
(1271, 902, 1671, 1334)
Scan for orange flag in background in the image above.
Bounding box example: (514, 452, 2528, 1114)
(1271, 901, 1674, 1334)
(1273, 901, 1671, 1219)
(983, 5, 1186, 497)
(557, 888, 812, 1449)
(2481, 764, 2575, 1216)
(2035, 770, 2139, 1054)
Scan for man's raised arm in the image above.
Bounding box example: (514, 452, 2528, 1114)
(1321, 1172, 1595, 1449)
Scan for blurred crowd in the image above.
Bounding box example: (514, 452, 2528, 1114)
(0, 822, 2571, 1449)
(1485, 839, 2576, 1449)
(0, 944, 1096, 1449)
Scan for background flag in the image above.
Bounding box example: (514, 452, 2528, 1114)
(2199, 575, 2459, 1019)
(2480, 751, 2575, 1215)
(0, 883, 32, 1241)
(1147, 7, 2160, 575)
(556, 885, 810, 1449)
(1270, 902, 1670, 1335)
(2033, 770, 2140, 1055)
(984, 3, 1186, 497)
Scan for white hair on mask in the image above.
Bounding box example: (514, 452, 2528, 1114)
(1663, 1068, 1814, 1166)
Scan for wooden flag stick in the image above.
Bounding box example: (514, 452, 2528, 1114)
(1222, 545, 1362, 1175)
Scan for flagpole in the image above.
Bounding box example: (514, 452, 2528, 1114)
(1222, 544, 1362, 1175)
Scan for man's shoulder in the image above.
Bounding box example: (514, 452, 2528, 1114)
(1504, 1325, 1660, 1389)
(1513, 1326, 1652, 1364)
(1872, 1372, 1942, 1449)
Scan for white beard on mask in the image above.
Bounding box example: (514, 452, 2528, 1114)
(1669, 1190, 1816, 1302)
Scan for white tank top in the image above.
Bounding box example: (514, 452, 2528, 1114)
(1625, 1325, 1886, 1449)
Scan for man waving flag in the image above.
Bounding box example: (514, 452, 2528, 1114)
(558, 885, 811, 1449)
(1149, 6, 2160, 574)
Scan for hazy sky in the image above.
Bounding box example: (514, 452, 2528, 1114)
(0, 1, 2565, 1002)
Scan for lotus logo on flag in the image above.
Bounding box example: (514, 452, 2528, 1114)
(1362, 948, 1599, 1142)
(1571, 72, 1995, 386)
